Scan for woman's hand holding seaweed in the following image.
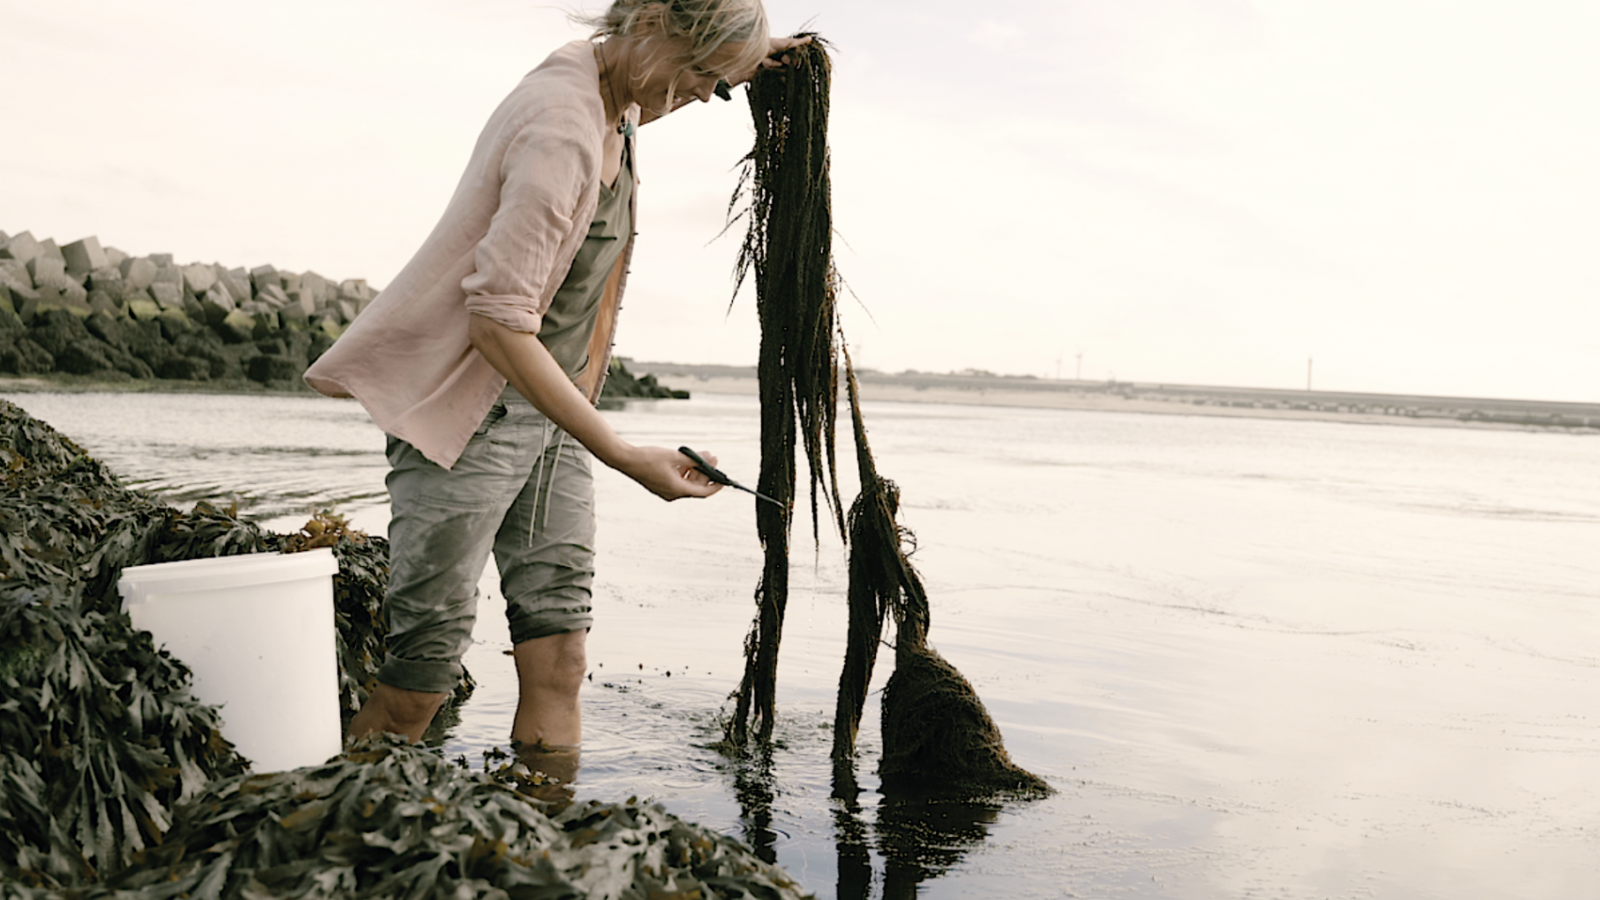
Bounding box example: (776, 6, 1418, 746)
(730, 35, 813, 86)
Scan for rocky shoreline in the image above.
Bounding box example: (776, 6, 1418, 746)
(0, 229, 685, 401)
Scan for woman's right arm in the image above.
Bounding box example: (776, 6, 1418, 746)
(467, 313, 721, 501)
(459, 103, 720, 500)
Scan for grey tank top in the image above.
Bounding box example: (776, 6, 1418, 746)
(538, 142, 634, 381)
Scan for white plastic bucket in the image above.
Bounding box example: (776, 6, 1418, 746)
(118, 548, 342, 772)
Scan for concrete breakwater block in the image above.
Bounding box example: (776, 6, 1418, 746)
(247, 353, 300, 383)
(26, 255, 71, 289)
(88, 291, 120, 317)
(0, 231, 44, 264)
(151, 263, 184, 296)
(149, 281, 184, 310)
(61, 236, 109, 276)
(181, 262, 216, 296)
(249, 264, 278, 295)
(0, 262, 37, 302)
(88, 266, 125, 302)
(257, 282, 290, 308)
(127, 297, 163, 321)
(1, 229, 398, 387)
(298, 270, 329, 305)
(119, 256, 157, 291)
(37, 239, 66, 266)
(199, 284, 235, 325)
(214, 266, 250, 304)
(218, 308, 256, 343)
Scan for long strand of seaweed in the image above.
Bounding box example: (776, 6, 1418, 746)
(830, 343, 918, 766)
(835, 351, 1049, 797)
(725, 39, 1051, 798)
(725, 38, 844, 746)
(848, 361, 1047, 796)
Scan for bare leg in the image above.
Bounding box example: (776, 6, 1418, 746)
(515, 741, 581, 808)
(347, 683, 448, 744)
(511, 630, 587, 747)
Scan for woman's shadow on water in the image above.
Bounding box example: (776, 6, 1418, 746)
(726, 749, 1012, 900)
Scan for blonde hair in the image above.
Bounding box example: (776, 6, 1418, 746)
(576, 0, 771, 93)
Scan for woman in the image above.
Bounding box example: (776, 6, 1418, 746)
(305, 0, 805, 764)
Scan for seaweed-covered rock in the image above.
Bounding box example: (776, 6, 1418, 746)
(82, 310, 127, 351)
(154, 355, 211, 381)
(51, 340, 114, 377)
(172, 332, 231, 379)
(121, 318, 175, 373)
(306, 326, 336, 366)
(0, 336, 53, 375)
(602, 358, 690, 401)
(246, 353, 298, 384)
(24, 309, 90, 359)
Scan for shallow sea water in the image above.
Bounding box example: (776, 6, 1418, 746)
(6, 389, 1598, 899)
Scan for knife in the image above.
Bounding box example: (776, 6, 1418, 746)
(678, 446, 784, 507)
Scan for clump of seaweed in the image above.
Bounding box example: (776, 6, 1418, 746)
(97, 735, 813, 900)
(722, 42, 1049, 799)
(0, 400, 472, 887)
(724, 35, 845, 747)
(1, 401, 244, 886)
(0, 584, 245, 887)
(837, 357, 1048, 797)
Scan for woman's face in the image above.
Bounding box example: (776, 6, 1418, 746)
(634, 38, 755, 116)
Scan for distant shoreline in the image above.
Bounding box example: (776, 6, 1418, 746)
(633, 362, 1600, 435)
(8, 365, 1596, 436)
(0, 374, 310, 395)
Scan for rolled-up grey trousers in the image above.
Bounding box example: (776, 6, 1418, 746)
(378, 389, 596, 695)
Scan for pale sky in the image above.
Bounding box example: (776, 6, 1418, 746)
(3, 1, 1596, 401)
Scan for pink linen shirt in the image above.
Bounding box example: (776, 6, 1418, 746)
(304, 41, 637, 469)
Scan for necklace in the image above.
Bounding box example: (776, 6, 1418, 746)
(595, 43, 634, 138)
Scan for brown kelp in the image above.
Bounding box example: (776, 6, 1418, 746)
(725, 36, 845, 746)
(0, 400, 471, 886)
(829, 349, 915, 766)
(1, 402, 244, 885)
(0, 586, 245, 886)
(97, 736, 812, 900)
(724, 43, 1049, 798)
(837, 358, 1048, 797)
(0, 735, 813, 898)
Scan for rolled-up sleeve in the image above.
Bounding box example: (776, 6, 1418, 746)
(461, 106, 596, 333)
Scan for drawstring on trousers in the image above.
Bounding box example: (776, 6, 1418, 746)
(527, 425, 569, 546)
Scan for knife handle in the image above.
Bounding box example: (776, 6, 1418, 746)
(677, 446, 732, 486)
